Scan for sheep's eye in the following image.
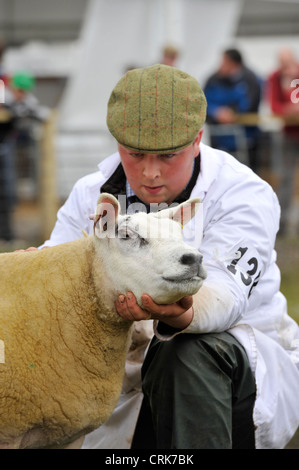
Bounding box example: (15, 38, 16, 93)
(139, 237, 148, 247)
(118, 228, 136, 240)
(118, 227, 148, 247)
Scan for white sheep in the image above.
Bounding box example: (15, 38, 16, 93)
(0, 193, 206, 449)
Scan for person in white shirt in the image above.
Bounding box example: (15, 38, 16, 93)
(42, 64, 299, 449)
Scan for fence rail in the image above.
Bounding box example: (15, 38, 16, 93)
(1, 110, 298, 243)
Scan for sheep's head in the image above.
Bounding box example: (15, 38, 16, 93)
(90, 193, 206, 305)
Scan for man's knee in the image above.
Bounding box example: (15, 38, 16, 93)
(142, 331, 255, 403)
(143, 331, 250, 377)
(138, 331, 256, 449)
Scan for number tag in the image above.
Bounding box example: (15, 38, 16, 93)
(224, 244, 261, 298)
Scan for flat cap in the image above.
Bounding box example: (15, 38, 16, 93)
(107, 64, 207, 154)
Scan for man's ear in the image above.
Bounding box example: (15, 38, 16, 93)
(90, 193, 120, 237)
(192, 128, 203, 156)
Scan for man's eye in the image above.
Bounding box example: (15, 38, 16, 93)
(162, 154, 175, 159)
(129, 153, 144, 158)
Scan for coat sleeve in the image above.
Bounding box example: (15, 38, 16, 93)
(40, 175, 98, 247)
(154, 171, 280, 339)
(184, 171, 280, 334)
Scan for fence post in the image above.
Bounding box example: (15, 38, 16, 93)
(40, 109, 59, 242)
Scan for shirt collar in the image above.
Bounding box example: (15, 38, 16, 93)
(126, 180, 136, 199)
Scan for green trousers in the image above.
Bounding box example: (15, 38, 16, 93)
(132, 331, 256, 449)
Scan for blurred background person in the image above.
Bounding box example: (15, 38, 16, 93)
(0, 70, 49, 241)
(204, 48, 262, 173)
(160, 44, 180, 67)
(267, 47, 299, 234)
(6, 70, 49, 124)
(268, 47, 299, 118)
(0, 119, 15, 241)
(6, 71, 49, 192)
(0, 46, 15, 241)
(0, 42, 8, 85)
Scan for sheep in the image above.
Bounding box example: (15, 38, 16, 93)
(0, 193, 206, 449)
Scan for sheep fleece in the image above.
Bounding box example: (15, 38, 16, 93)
(0, 236, 133, 449)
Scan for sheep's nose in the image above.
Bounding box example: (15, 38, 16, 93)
(180, 252, 203, 266)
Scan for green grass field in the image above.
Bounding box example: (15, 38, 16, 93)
(276, 237, 299, 324)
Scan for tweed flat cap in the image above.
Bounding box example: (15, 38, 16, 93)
(107, 64, 207, 154)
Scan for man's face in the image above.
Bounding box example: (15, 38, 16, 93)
(118, 130, 202, 206)
(218, 53, 238, 77)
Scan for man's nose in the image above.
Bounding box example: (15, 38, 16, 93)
(142, 156, 161, 180)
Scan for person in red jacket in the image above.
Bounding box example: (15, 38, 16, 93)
(267, 47, 299, 234)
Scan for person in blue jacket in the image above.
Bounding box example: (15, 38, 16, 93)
(204, 48, 262, 172)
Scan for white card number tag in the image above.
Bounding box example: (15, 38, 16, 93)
(220, 244, 262, 298)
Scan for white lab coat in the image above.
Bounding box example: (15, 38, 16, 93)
(43, 143, 299, 449)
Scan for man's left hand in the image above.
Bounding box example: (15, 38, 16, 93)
(115, 292, 194, 330)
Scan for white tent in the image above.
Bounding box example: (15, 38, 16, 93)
(56, 0, 244, 198)
(58, 0, 244, 131)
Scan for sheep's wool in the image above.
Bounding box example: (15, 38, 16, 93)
(0, 237, 132, 449)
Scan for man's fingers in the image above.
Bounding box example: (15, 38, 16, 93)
(141, 294, 193, 317)
(177, 296, 193, 310)
(115, 292, 150, 321)
(116, 292, 194, 324)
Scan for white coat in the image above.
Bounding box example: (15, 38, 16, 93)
(43, 143, 299, 449)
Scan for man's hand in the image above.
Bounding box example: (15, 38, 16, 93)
(14, 246, 49, 253)
(115, 292, 194, 330)
(15, 247, 39, 252)
(215, 106, 237, 124)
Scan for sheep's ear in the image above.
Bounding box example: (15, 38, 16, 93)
(156, 197, 201, 227)
(171, 198, 202, 227)
(92, 193, 120, 237)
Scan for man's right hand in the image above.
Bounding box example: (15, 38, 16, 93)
(14, 246, 49, 252)
(215, 106, 237, 124)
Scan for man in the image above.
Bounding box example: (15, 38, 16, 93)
(204, 48, 261, 172)
(42, 64, 299, 449)
(0, 71, 49, 241)
(160, 44, 180, 67)
(267, 47, 299, 234)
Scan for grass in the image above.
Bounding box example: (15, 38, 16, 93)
(281, 273, 299, 323)
(276, 236, 299, 324)
(274, 236, 299, 449)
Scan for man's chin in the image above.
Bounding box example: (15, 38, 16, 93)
(138, 189, 168, 206)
